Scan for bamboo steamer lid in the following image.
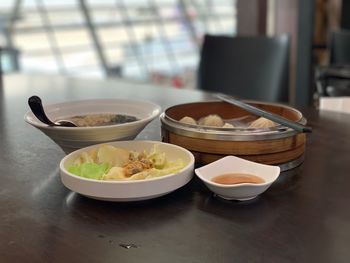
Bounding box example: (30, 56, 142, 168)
(160, 101, 307, 171)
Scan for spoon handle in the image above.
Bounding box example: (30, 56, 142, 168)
(215, 93, 312, 133)
(28, 96, 56, 126)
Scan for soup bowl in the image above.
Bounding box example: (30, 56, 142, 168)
(24, 98, 161, 153)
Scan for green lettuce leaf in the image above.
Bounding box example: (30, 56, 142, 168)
(68, 163, 110, 180)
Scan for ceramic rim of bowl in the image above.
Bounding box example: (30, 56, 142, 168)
(24, 98, 161, 130)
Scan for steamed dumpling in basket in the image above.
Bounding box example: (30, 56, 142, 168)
(198, 114, 225, 127)
(179, 116, 197, 125)
(179, 114, 235, 128)
(249, 117, 276, 129)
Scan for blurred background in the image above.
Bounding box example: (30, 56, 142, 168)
(0, 0, 348, 105)
(0, 0, 236, 89)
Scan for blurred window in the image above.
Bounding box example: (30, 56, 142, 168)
(0, 0, 236, 87)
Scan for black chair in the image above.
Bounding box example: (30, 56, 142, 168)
(329, 30, 350, 66)
(315, 65, 350, 97)
(198, 34, 290, 102)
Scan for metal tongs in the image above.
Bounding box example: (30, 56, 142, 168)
(215, 93, 312, 133)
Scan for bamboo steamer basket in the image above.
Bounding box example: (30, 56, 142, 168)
(160, 101, 307, 171)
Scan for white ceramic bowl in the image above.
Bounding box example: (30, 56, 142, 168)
(195, 156, 280, 201)
(24, 98, 161, 153)
(59, 140, 195, 201)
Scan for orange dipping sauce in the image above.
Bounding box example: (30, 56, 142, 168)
(211, 173, 265, 185)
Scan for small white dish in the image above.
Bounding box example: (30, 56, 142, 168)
(24, 98, 161, 153)
(59, 140, 195, 202)
(195, 156, 280, 201)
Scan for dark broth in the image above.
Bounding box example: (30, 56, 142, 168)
(63, 113, 138, 127)
(211, 173, 265, 185)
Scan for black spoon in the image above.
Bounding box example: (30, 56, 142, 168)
(28, 96, 77, 127)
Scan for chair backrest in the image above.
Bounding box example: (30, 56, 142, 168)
(198, 34, 290, 102)
(315, 65, 350, 97)
(329, 30, 350, 66)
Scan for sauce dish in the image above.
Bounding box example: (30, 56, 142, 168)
(195, 156, 280, 201)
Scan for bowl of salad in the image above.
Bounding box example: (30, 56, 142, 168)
(59, 140, 195, 201)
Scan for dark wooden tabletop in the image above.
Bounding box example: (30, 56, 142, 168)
(1, 74, 350, 263)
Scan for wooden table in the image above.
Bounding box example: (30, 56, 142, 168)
(1, 74, 350, 263)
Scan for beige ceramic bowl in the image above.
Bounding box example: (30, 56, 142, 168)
(24, 98, 161, 153)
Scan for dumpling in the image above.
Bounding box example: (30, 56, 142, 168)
(249, 117, 276, 128)
(222, 123, 235, 128)
(97, 145, 130, 167)
(198, 114, 225, 127)
(102, 167, 126, 180)
(179, 116, 197, 125)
